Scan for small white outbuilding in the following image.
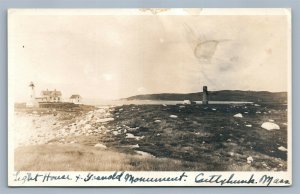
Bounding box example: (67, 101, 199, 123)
(70, 94, 82, 104)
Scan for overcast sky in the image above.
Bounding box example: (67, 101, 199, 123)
(9, 9, 290, 102)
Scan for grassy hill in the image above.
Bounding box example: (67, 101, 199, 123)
(125, 90, 287, 103)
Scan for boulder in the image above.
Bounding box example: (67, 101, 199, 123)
(125, 133, 144, 140)
(247, 156, 254, 164)
(126, 133, 135, 138)
(261, 122, 280, 130)
(233, 113, 243, 118)
(278, 146, 287, 152)
(112, 131, 119, 136)
(94, 143, 107, 149)
(129, 144, 139, 148)
(183, 100, 191, 104)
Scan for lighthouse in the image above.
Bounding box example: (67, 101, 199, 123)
(26, 81, 38, 107)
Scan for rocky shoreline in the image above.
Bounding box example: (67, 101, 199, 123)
(14, 105, 115, 147)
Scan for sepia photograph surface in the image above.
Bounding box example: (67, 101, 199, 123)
(8, 9, 291, 186)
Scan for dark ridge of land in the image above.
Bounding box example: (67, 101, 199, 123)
(125, 90, 287, 103)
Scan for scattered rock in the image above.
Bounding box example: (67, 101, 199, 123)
(233, 113, 243, 118)
(84, 124, 92, 129)
(127, 127, 139, 132)
(278, 146, 287, 152)
(247, 156, 254, 164)
(261, 122, 280, 130)
(262, 162, 268, 168)
(227, 152, 234, 157)
(130, 144, 139, 148)
(245, 124, 252, 127)
(268, 119, 274, 122)
(94, 143, 107, 149)
(170, 115, 178, 118)
(212, 108, 217, 111)
(183, 100, 191, 104)
(135, 150, 155, 158)
(126, 133, 135, 138)
(70, 127, 76, 133)
(135, 136, 144, 140)
(154, 120, 161, 123)
(125, 133, 145, 140)
(112, 131, 119, 136)
(97, 118, 114, 123)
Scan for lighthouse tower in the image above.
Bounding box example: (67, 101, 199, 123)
(26, 81, 38, 107)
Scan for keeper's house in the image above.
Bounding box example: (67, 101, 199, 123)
(36, 89, 62, 103)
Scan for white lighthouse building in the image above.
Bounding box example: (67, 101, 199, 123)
(26, 81, 39, 108)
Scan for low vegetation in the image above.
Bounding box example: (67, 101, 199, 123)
(14, 94, 288, 171)
(15, 144, 210, 171)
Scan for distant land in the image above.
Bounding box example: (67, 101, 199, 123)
(124, 90, 287, 103)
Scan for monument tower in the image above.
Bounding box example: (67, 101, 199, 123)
(202, 86, 209, 105)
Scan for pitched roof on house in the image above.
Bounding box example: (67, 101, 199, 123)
(41, 90, 62, 97)
(70, 95, 81, 99)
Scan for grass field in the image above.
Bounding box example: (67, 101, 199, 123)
(98, 103, 288, 171)
(15, 144, 211, 171)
